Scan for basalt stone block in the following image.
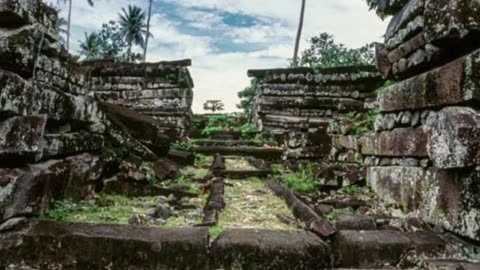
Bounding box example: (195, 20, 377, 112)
(368, 166, 480, 241)
(378, 49, 480, 112)
(42, 132, 104, 159)
(0, 115, 47, 164)
(359, 128, 429, 157)
(0, 0, 58, 34)
(427, 107, 480, 168)
(211, 229, 333, 270)
(0, 25, 59, 76)
(424, 0, 480, 42)
(0, 70, 106, 131)
(1, 153, 102, 221)
(332, 135, 360, 151)
(0, 221, 209, 269)
(333, 230, 446, 268)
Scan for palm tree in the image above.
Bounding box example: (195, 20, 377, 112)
(143, 0, 153, 62)
(79, 32, 100, 59)
(292, 0, 306, 67)
(118, 5, 149, 62)
(62, 0, 95, 52)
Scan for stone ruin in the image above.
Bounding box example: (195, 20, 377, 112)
(247, 0, 480, 243)
(0, 0, 190, 230)
(247, 66, 383, 160)
(365, 0, 480, 242)
(80, 58, 194, 137)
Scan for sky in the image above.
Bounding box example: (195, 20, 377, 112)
(49, 0, 388, 113)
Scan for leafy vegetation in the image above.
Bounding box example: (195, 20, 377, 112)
(338, 109, 379, 136)
(299, 33, 376, 69)
(201, 114, 238, 137)
(171, 140, 194, 151)
(237, 79, 258, 116)
(274, 163, 318, 194)
(374, 80, 397, 94)
(342, 184, 361, 196)
(195, 154, 214, 168)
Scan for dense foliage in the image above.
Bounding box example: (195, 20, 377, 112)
(237, 79, 258, 117)
(299, 33, 376, 69)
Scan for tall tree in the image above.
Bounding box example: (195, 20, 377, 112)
(292, 0, 306, 67)
(298, 32, 376, 68)
(79, 32, 100, 59)
(118, 5, 149, 62)
(63, 0, 95, 52)
(143, 0, 153, 62)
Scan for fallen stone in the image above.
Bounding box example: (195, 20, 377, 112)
(153, 158, 180, 181)
(424, 259, 480, 270)
(267, 180, 336, 237)
(200, 178, 224, 226)
(211, 229, 333, 270)
(167, 150, 195, 166)
(335, 215, 377, 231)
(0, 220, 209, 269)
(1, 153, 102, 222)
(210, 153, 225, 171)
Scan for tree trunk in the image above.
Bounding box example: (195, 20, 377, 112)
(127, 41, 132, 62)
(66, 0, 73, 52)
(143, 0, 153, 62)
(292, 0, 306, 67)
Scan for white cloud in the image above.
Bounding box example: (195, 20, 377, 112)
(46, 0, 388, 113)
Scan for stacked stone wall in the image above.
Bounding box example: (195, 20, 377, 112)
(366, 0, 480, 241)
(248, 67, 383, 159)
(80, 59, 194, 137)
(0, 0, 173, 227)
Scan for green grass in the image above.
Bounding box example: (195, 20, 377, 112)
(42, 194, 208, 229)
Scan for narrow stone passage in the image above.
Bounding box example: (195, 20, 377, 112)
(219, 177, 297, 231)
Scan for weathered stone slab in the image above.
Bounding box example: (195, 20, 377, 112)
(42, 133, 104, 159)
(335, 215, 377, 231)
(427, 107, 480, 168)
(0, 115, 46, 164)
(424, 0, 480, 42)
(0, 220, 209, 269)
(1, 153, 102, 221)
(360, 128, 429, 157)
(333, 230, 446, 268)
(368, 166, 480, 241)
(378, 49, 480, 112)
(193, 146, 283, 160)
(332, 135, 360, 151)
(0, 0, 57, 35)
(0, 70, 106, 130)
(211, 229, 332, 270)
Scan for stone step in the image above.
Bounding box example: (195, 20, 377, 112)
(333, 230, 448, 268)
(211, 228, 333, 270)
(194, 146, 283, 160)
(0, 220, 209, 269)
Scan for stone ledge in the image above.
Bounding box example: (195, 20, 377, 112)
(333, 230, 447, 268)
(211, 228, 332, 270)
(378, 49, 480, 112)
(0, 220, 209, 269)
